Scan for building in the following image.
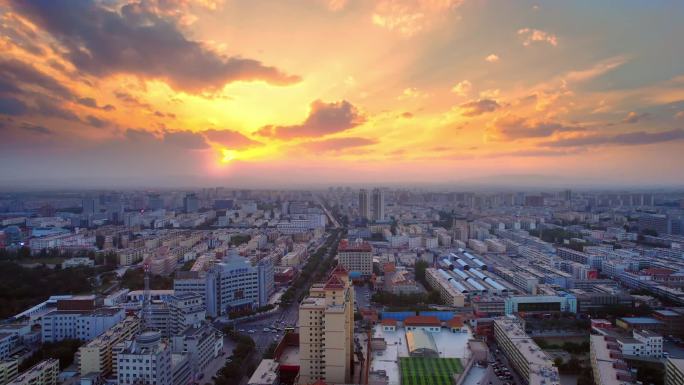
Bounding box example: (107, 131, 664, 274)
(169, 293, 205, 336)
(247, 359, 279, 385)
(0, 360, 18, 385)
(666, 358, 684, 385)
(590, 335, 635, 385)
(371, 188, 385, 222)
(336, 239, 372, 277)
(359, 189, 371, 220)
(117, 331, 172, 385)
(41, 307, 125, 343)
(424, 268, 466, 307)
(183, 194, 199, 213)
(638, 214, 670, 235)
(403, 316, 441, 333)
(171, 323, 222, 379)
(174, 252, 271, 317)
(298, 265, 354, 384)
(493, 317, 560, 385)
(504, 295, 577, 315)
(7, 359, 58, 385)
(62, 257, 95, 269)
(79, 317, 141, 377)
(405, 330, 439, 357)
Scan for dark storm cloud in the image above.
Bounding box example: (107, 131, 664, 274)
(257, 100, 366, 139)
(0, 97, 29, 116)
(8, 0, 300, 93)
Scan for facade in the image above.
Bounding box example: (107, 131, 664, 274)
(371, 188, 385, 222)
(359, 189, 371, 220)
(169, 293, 206, 336)
(504, 295, 577, 315)
(41, 308, 124, 343)
(425, 268, 466, 307)
(117, 331, 172, 385)
(493, 318, 560, 385)
(298, 265, 354, 385)
(171, 323, 222, 379)
(336, 239, 372, 277)
(79, 316, 141, 377)
(7, 359, 58, 385)
(666, 358, 684, 385)
(0, 360, 18, 385)
(174, 252, 272, 317)
(590, 335, 634, 385)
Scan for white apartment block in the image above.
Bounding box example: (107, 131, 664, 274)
(41, 308, 124, 343)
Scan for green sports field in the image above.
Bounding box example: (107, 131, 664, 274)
(399, 357, 464, 385)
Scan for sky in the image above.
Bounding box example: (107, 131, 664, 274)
(1, 0, 684, 188)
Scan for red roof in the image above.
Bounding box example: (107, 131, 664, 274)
(332, 264, 348, 276)
(338, 238, 372, 252)
(447, 317, 463, 328)
(383, 263, 396, 273)
(381, 319, 397, 326)
(324, 274, 345, 290)
(404, 315, 440, 327)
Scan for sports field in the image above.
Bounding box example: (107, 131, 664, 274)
(399, 357, 464, 385)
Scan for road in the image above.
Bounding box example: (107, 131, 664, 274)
(316, 194, 341, 229)
(355, 284, 372, 309)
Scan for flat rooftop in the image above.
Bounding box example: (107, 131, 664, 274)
(370, 325, 473, 385)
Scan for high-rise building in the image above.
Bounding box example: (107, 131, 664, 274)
(82, 198, 97, 215)
(170, 323, 222, 379)
(336, 239, 372, 277)
(116, 331, 173, 385)
(298, 265, 354, 384)
(79, 316, 141, 377)
(358, 189, 371, 220)
(371, 188, 385, 221)
(183, 194, 199, 213)
(7, 359, 58, 385)
(147, 194, 164, 211)
(0, 359, 18, 385)
(666, 357, 684, 385)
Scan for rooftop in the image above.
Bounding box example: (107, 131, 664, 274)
(248, 359, 278, 385)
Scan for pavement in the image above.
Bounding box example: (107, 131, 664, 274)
(355, 284, 372, 309)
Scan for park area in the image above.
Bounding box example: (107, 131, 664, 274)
(399, 357, 464, 385)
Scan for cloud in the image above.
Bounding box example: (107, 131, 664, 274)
(114, 91, 154, 111)
(489, 115, 583, 140)
(19, 122, 52, 136)
(86, 115, 107, 128)
(125, 128, 158, 142)
(676, 111, 684, 119)
(401, 112, 414, 118)
(542, 129, 684, 148)
(8, 0, 300, 93)
(257, 100, 365, 139)
(485, 54, 499, 63)
(203, 129, 260, 149)
(324, 0, 348, 11)
(300, 137, 378, 153)
(398, 87, 428, 100)
(564, 56, 626, 83)
(622, 111, 649, 124)
(0, 59, 74, 99)
(371, 0, 463, 37)
(77, 97, 116, 111)
(163, 130, 210, 149)
(458, 99, 500, 116)
(0, 97, 29, 116)
(451, 80, 472, 96)
(517, 28, 558, 46)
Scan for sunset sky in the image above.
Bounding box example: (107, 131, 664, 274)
(1, 0, 684, 188)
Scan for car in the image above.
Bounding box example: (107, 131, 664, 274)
(263, 328, 270, 332)
(272, 329, 278, 333)
(248, 329, 255, 333)
(238, 329, 245, 332)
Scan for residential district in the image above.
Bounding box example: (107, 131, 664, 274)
(1, 188, 684, 385)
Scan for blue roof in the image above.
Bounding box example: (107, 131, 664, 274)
(620, 317, 664, 324)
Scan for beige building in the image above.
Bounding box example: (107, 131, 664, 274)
(0, 360, 18, 385)
(590, 335, 635, 385)
(7, 359, 58, 385)
(336, 239, 372, 277)
(298, 265, 354, 384)
(493, 317, 560, 385)
(667, 358, 684, 385)
(79, 316, 141, 377)
(425, 268, 466, 307)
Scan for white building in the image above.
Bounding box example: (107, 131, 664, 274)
(117, 331, 173, 385)
(41, 308, 124, 343)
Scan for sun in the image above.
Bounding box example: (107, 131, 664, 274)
(221, 148, 238, 163)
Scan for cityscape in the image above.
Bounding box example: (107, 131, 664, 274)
(1, 2, 684, 385)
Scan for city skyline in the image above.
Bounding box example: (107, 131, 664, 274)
(1, 1, 684, 188)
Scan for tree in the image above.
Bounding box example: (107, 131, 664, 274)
(414, 260, 429, 287)
(95, 235, 105, 250)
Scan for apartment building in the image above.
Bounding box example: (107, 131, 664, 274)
(493, 317, 560, 385)
(666, 358, 684, 385)
(590, 335, 634, 385)
(7, 359, 58, 385)
(116, 331, 173, 385)
(41, 307, 124, 343)
(298, 265, 354, 384)
(336, 239, 372, 277)
(0, 360, 18, 385)
(79, 316, 141, 377)
(171, 323, 222, 378)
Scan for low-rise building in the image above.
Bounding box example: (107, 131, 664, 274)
(7, 359, 58, 385)
(79, 317, 141, 377)
(247, 359, 279, 385)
